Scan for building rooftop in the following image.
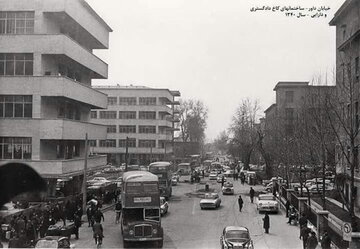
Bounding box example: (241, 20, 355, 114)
(329, 0, 354, 26)
(93, 85, 180, 96)
(273, 81, 309, 91)
(264, 104, 277, 113)
(83, 0, 113, 31)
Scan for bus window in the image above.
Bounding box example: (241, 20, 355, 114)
(144, 208, 160, 222)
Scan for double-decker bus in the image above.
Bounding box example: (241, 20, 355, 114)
(148, 162, 172, 200)
(121, 171, 163, 248)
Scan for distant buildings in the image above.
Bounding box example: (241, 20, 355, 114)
(0, 0, 111, 197)
(90, 86, 180, 165)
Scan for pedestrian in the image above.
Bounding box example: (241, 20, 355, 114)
(238, 195, 244, 212)
(263, 212, 270, 234)
(86, 205, 94, 227)
(93, 209, 105, 223)
(249, 187, 255, 203)
(285, 200, 290, 217)
(115, 200, 122, 224)
(287, 206, 298, 224)
(306, 231, 318, 249)
(300, 226, 311, 249)
(221, 175, 225, 187)
(299, 213, 308, 238)
(320, 230, 331, 249)
(73, 213, 82, 240)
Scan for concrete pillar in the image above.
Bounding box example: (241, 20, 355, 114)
(316, 210, 329, 239)
(298, 197, 308, 215)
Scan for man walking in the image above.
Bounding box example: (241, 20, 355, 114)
(306, 231, 318, 249)
(221, 175, 225, 187)
(285, 200, 290, 217)
(73, 213, 82, 240)
(238, 195, 244, 212)
(263, 212, 270, 234)
(300, 226, 311, 249)
(320, 230, 331, 249)
(249, 187, 255, 203)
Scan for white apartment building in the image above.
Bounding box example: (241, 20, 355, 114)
(90, 86, 180, 166)
(0, 0, 112, 197)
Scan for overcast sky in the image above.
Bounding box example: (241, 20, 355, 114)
(87, 0, 344, 141)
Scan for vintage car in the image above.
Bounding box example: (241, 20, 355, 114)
(171, 176, 178, 186)
(87, 177, 110, 186)
(160, 197, 169, 215)
(35, 236, 75, 248)
(209, 172, 218, 180)
(217, 175, 227, 183)
(220, 226, 254, 249)
(200, 193, 221, 209)
(222, 182, 234, 195)
(223, 170, 235, 178)
(257, 194, 279, 213)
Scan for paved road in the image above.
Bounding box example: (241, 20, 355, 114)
(71, 177, 304, 248)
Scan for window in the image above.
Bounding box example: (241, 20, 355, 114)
(285, 91, 294, 103)
(139, 111, 156, 120)
(119, 125, 136, 133)
(139, 126, 156, 134)
(99, 111, 116, 119)
(0, 12, 34, 34)
(90, 111, 97, 119)
(89, 140, 97, 147)
(138, 140, 156, 148)
(57, 101, 80, 120)
(0, 95, 32, 118)
(139, 97, 156, 106)
(119, 138, 136, 148)
(119, 97, 136, 105)
(107, 97, 117, 105)
(285, 108, 294, 120)
(107, 125, 116, 133)
(0, 137, 32, 159)
(119, 111, 136, 119)
(0, 53, 33, 76)
(99, 140, 116, 147)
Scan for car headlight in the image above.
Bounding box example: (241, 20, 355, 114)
(152, 228, 158, 234)
(129, 230, 134, 235)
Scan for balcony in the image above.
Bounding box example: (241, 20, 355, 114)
(93, 147, 169, 155)
(0, 119, 106, 140)
(0, 34, 108, 78)
(1, 76, 107, 109)
(5, 155, 107, 177)
(107, 105, 173, 114)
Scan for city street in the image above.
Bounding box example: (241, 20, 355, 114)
(73, 178, 303, 249)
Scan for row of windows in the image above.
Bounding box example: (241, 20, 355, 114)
(107, 97, 159, 106)
(95, 139, 159, 148)
(92, 111, 167, 120)
(0, 11, 35, 34)
(0, 95, 32, 118)
(0, 53, 33, 76)
(0, 137, 32, 160)
(107, 125, 159, 134)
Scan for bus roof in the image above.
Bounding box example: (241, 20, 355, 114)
(122, 171, 158, 182)
(149, 161, 171, 167)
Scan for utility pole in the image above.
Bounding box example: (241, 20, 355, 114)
(82, 133, 88, 215)
(150, 141, 153, 163)
(125, 136, 129, 172)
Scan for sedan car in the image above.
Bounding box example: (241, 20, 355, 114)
(217, 175, 227, 183)
(209, 172, 218, 180)
(160, 197, 169, 215)
(220, 226, 254, 249)
(200, 193, 221, 209)
(35, 236, 74, 248)
(223, 170, 235, 177)
(257, 194, 279, 213)
(222, 182, 234, 195)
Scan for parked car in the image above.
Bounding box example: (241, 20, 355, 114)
(209, 172, 218, 180)
(172, 173, 180, 181)
(217, 175, 227, 183)
(222, 182, 234, 195)
(35, 236, 74, 248)
(299, 183, 334, 193)
(113, 176, 123, 188)
(160, 197, 169, 215)
(257, 194, 279, 213)
(87, 177, 109, 185)
(223, 170, 235, 177)
(200, 193, 221, 209)
(220, 226, 254, 249)
(171, 176, 178, 186)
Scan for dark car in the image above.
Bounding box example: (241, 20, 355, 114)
(220, 226, 254, 249)
(35, 236, 75, 248)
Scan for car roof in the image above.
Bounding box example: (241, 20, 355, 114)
(40, 236, 69, 241)
(122, 171, 158, 182)
(224, 226, 249, 232)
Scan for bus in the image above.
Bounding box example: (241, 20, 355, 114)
(121, 171, 163, 248)
(177, 163, 192, 175)
(148, 162, 172, 200)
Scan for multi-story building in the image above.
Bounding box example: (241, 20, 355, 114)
(330, 0, 360, 211)
(90, 86, 180, 165)
(0, 0, 112, 197)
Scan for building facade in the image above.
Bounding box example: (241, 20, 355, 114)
(90, 86, 180, 166)
(0, 0, 112, 197)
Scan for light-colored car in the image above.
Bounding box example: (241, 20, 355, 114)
(299, 183, 334, 193)
(200, 193, 221, 209)
(160, 197, 169, 215)
(223, 170, 235, 177)
(171, 176, 178, 186)
(35, 236, 75, 248)
(257, 194, 279, 213)
(113, 176, 123, 188)
(209, 172, 218, 180)
(87, 177, 110, 185)
(220, 226, 253, 249)
(222, 182, 234, 195)
(217, 175, 227, 183)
